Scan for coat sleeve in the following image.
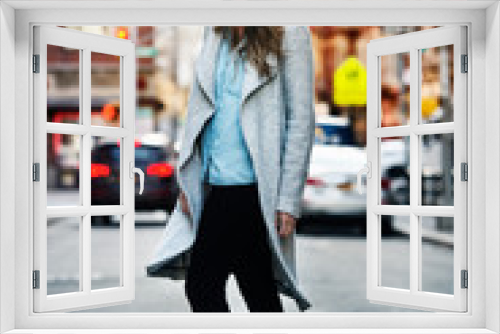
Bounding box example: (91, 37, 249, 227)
(175, 26, 210, 178)
(276, 26, 316, 220)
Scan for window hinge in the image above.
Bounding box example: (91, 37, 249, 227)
(461, 162, 468, 181)
(33, 270, 40, 289)
(461, 269, 468, 289)
(33, 54, 40, 73)
(461, 54, 468, 73)
(33, 163, 40, 182)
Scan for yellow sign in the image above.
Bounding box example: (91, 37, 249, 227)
(421, 96, 439, 120)
(333, 56, 367, 106)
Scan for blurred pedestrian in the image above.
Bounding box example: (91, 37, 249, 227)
(147, 25, 315, 313)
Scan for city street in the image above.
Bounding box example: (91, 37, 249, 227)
(45, 197, 453, 313)
(40, 24, 457, 314)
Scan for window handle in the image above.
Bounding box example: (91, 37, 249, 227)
(357, 162, 372, 194)
(129, 161, 144, 195)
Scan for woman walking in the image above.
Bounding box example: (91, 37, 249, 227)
(146, 26, 315, 312)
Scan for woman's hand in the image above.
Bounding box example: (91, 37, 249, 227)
(275, 210, 296, 237)
(179, 190, 191, 218)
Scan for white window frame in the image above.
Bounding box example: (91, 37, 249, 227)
(365, 25, 468, 312)
(32, 25, 137, 313)
(0, 2, 498, 333)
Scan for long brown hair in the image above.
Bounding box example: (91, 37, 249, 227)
(213, 26, 285, 78)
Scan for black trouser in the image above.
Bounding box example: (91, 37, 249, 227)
(185, 182, 284, 312)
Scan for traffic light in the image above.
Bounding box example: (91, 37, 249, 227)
(115, 26, 129, 40)
(101, 103, 118, 122)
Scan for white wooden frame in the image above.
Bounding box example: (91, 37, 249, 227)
(32, 26, 136, 313)
(366, 26, 468, 312)
(1, 1, 499, 333)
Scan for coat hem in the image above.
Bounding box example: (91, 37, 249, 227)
(146, 260, 312, 312)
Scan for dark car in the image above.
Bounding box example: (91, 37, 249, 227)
(381, 165, 410, 206)
(91, 140, 179, 225)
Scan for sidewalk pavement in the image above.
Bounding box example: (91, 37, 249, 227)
(393, 220, 453, 248)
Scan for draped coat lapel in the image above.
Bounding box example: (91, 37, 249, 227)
(178, 28, 279, 170)
(146, 26, 315, 312)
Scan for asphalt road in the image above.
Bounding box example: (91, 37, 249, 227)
(45, 213, 453, 313)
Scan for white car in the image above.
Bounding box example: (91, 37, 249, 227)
(301, 116, 367, 231)
(302, 144, 367, 218)
(301, 116, 399, 234)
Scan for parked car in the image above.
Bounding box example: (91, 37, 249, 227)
(380, 137, 453, 208)
(91, 136, 179, 225)
(380, 138, 409, 206)
(301, 116, 368, 233)
(301, 116, 397, 235)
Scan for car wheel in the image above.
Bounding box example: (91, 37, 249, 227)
(354, 219, 367, 236)
(166, 201, 176, 214)
(296, 215, 312, 233)
(91, 215, 111, 226)
(361, 221, 367, 235)
(381, 215, 394, 235)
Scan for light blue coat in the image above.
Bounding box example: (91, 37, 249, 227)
(146, 26, 316, 311)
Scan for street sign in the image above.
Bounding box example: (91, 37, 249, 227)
(334, 56, 367, 106)
(136, 47, 159, 58)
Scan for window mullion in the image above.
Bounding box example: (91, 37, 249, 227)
(409, 46, 420, 294)
(81, 47, 91, 294)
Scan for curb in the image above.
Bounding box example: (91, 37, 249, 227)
(393, 224, 453, 248)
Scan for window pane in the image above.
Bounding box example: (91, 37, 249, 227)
(91, 137, 121, 206)
(380, 137, 410, 205)
(47, 134, 80, 206)
(421, 133, 454, 206)
(381, 215, 410, 290)
(91, 215, 121, 290)
(47, 217, 81, 295)
(91, 52, 121, 127)
(380, 52, 410, 127)
(420, 216, 454, 295)
(421, 45, 454, 124)
(47, 44, 80, 124)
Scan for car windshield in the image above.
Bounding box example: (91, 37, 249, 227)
(109, 146, 166, 162)
(315, 123, 355, 146)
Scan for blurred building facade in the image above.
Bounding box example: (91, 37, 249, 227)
(48, 25, 450, 199)
(51, 25, 447, 149)
(309, 26, 442, 147)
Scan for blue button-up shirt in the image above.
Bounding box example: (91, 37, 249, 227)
(201, 30, 257, 185)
